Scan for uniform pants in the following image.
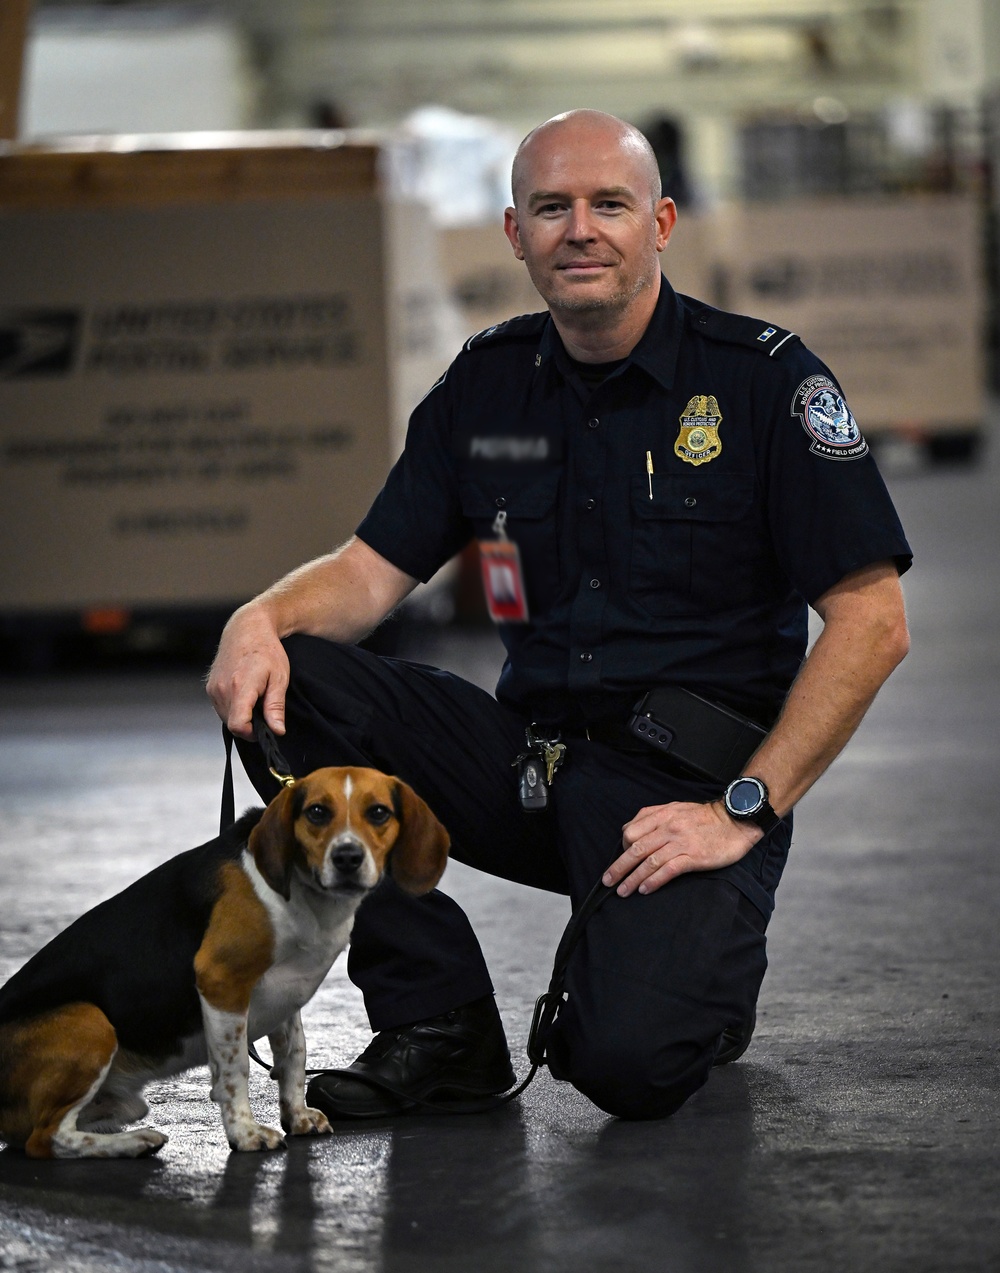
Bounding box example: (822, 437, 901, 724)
(236, 634, 778, 1120)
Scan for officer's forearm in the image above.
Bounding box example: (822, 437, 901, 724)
(740, 559, 909, 818)
(256, 536, 418, 644)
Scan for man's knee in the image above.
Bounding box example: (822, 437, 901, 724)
(548, 1022, 715, 1120)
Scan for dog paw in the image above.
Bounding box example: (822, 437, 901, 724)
(228, 1122, 287, 1153)
(131, 1129, 169, 1157)
(54, 1127, 168, 1159)
(283, 1106, 333, 1137)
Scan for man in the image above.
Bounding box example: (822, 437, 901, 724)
(208, 110, 911, 1121)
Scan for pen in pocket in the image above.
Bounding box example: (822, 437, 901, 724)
(646, 451, 654, 499)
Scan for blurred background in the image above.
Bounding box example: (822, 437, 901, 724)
(2, 0, 998, 671)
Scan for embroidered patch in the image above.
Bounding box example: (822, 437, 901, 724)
(792, 375, 868, 461)
(675, 395, 722, 466)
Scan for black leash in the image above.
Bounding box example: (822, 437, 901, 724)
(223, 710, 615, 1111)
(220, 706, 296, 835)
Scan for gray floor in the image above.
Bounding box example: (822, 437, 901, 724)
(1, 435, 998, 1273)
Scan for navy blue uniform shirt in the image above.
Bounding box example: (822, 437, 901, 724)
(357, 277, 912, 730)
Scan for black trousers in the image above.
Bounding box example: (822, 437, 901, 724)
(236, 635, 784, 1120)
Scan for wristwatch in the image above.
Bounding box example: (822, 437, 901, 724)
(723, 776, 781, 834)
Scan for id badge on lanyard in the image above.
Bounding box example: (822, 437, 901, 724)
(478, 509, 529, 623)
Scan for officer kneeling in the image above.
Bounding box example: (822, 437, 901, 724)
(208, 110, 911, 1121)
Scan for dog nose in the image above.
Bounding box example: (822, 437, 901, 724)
(332, 840, 365, 875)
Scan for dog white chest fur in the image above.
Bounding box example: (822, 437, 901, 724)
(242, 849, 358, 1040)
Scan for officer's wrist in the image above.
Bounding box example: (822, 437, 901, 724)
(712, 798, 761, 840)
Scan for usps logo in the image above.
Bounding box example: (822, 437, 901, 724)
(792, 374, 868, 461)
(0, 309, 81, 378)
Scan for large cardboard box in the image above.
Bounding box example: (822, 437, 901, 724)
(0, 133, 403, 613)
(714, 195, 985, 435)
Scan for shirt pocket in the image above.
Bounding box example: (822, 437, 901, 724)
(630, 471, 757, 616)
(458, 470, 562, 607)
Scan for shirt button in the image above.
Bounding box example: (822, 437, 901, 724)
(579, 652, 593, 663)
(590, 578, 600, 589)
(587, 418, 600, 429)
(684, 496, 697, 508)
(585, 498, 596, 510)
(496, 497, 506, 508)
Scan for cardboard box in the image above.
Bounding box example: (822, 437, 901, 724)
(439, 224, 545, 338)
(0, 133, 401, 612)
(713, 195, 986, 434)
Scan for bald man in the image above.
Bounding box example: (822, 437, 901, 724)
(209, 111, 910, 1121)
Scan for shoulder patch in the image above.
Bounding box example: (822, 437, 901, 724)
(684, 301, 800, 359)
(464, 311, 548, 352)
(792, 374, 868, 461)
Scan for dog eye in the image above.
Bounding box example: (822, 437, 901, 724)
(303, 803, 333, 826)
(365, 803, 392, 826)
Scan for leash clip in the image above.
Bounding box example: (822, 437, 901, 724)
(526, 990, 565, 1067)
(268, 766, 296, 789)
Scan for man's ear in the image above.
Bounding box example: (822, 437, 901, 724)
(247, 785, 299, 900)
(654, 196, 677, 252)
(504, 206, 525, 260)
(389, 780, 451, 895)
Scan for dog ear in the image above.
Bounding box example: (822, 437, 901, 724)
(247, 785, 300, 900)
(388, 779, 450, 895)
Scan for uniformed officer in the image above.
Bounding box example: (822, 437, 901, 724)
(208, 110, 911, 1121)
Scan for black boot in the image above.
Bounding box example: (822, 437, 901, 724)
(306, 995, 516, 1119)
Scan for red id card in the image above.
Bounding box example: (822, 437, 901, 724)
(478, 537, 529, 623)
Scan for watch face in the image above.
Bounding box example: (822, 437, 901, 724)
(728, 778, 764, 815)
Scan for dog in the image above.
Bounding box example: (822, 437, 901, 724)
(0, 767, 449, 1159)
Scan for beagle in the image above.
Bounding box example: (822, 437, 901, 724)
(0, 767, 449, 1159)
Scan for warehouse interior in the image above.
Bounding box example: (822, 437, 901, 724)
(1, 3, 999, 1271)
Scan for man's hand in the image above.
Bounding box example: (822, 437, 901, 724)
(602, 800, 760, 897)
(206, 603, 290, 740)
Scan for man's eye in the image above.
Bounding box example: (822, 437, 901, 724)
(304, 803, 332, 826)
(365, 804, 393, 826)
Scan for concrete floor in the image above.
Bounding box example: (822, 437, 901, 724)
(1, 437, 998, 1272)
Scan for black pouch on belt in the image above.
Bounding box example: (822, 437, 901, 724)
(627, 685, 768, 784)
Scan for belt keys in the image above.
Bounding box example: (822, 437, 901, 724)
(514, 726, 566, 812)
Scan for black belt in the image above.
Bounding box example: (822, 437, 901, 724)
(567, 718, 648, 753)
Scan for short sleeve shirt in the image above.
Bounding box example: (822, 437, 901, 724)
(357, 277, 912, 729)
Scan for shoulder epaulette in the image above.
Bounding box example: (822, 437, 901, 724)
(464, 310, 548, 352)
(682, 298, 800, 360)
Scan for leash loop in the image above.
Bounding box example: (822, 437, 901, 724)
(251, 706, 296, 787)
(220, 705, 297, 834)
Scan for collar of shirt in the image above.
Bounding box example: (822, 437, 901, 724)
(535, 273, 685, 392)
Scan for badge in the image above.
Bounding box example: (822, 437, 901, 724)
(479, 510, 529, 623)
(792, 375, 868, 461)
(675, 395, 722, 466)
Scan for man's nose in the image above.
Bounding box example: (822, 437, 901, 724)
(566, 200, 598, 242)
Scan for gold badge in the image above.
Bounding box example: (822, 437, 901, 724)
(675, 395, 722, 466)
